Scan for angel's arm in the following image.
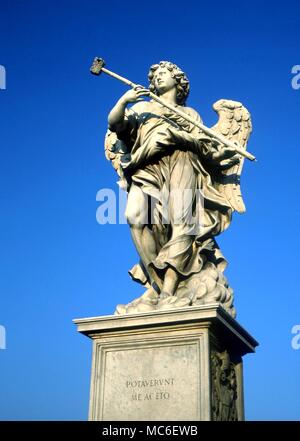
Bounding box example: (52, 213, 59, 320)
(165, 108, 240, 169)
(155, 107, 206, 154)
(108, 86, 149, 133)
(187, 108, 237, 165)
(108, 99, 128, 133)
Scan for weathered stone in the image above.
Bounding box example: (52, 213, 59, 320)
(74, 304, 258, 421)
(102, 60, 253, 316)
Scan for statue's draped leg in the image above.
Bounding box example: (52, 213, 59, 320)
(130, 225, 163, 293)
(152, 151, 202, 278)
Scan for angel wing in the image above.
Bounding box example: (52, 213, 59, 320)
(104, 107, 138, 183)
(104, 129, 127, 177)
(210, 99, 252, 213)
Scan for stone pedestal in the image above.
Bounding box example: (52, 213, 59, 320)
(74, 304, 258, 421)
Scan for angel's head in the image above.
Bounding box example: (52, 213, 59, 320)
(148, 61, 190, 106)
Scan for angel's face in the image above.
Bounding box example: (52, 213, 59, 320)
(153, 67, 176, 94)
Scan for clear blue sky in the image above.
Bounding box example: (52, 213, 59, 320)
(0, 0, 299, 421)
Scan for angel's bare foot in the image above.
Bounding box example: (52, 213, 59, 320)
(160, 291, 173, 300)
(161, 267, 179, 296)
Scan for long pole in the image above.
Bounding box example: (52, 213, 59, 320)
(91, 58, 256, 161)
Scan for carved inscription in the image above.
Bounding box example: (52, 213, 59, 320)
(126, 377, 175, 401)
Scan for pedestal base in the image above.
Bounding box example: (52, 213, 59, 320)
(74, 304, 258, 421)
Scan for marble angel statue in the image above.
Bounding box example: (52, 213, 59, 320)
(103, 61, 252, 317)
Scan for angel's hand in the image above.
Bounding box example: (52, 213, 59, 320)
(120, 85, 150, 105)
(210, 143, 240, 168)
(219, 155, 240, 169)
(211, 145, 234, 160)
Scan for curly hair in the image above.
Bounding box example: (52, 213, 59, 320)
(148, 61, 190, 106)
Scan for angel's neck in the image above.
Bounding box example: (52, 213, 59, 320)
(158, 88, 177, 106)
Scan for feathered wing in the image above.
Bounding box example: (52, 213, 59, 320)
(104, 129, 127, 177)
(104, 108, 138, 186)
(210, 99, 252, 213)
